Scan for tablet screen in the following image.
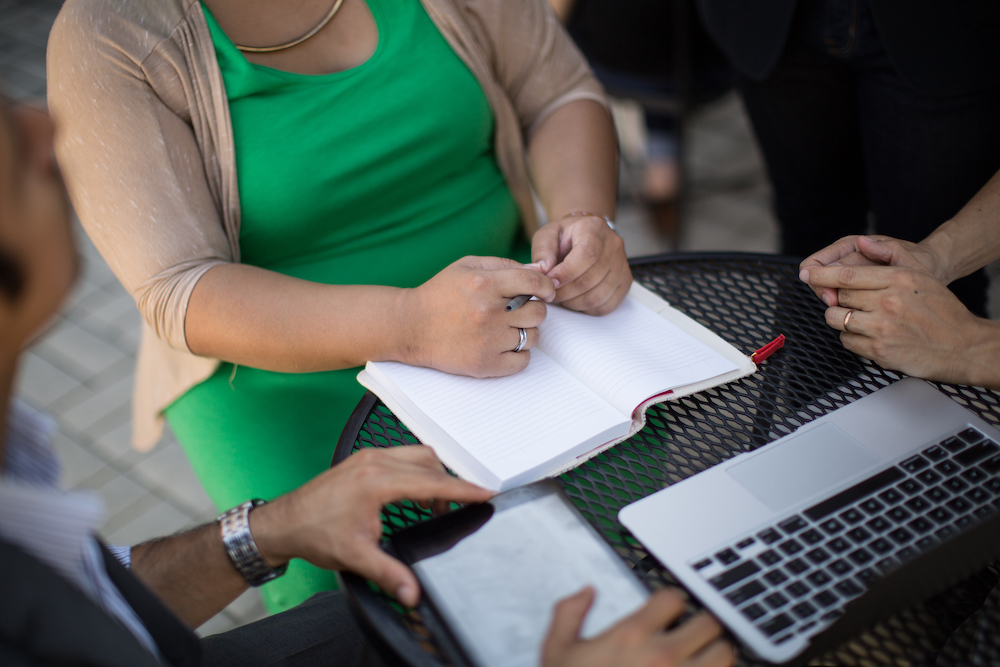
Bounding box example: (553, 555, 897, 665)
(401, 482, 649, 667)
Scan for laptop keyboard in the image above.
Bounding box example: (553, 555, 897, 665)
(690, 426, 1000, 646)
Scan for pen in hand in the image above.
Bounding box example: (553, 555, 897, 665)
(505, 295, 532, 312)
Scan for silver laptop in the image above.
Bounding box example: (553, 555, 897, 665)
(619, 377, 1000, 663)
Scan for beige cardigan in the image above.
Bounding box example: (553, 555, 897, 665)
(47, 0, 607, 450)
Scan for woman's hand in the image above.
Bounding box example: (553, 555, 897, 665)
(531, 214, 632, 315)
(799, 235, 943, 307)
(400, 256, 556, 377)
(251, 446, 493, 608)
(800, 260, 1000, 388)
(542, 588, 735, 667)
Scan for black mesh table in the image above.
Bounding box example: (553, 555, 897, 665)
(332, 253, 1000, 666)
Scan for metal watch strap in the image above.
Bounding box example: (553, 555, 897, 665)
(217, 499, 287, 587)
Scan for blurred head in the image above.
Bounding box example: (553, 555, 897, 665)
(0, 96, 76, 357)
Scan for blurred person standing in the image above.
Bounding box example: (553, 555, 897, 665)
(697, 0, 1000, 316)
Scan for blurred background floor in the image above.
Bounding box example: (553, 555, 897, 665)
(11, 0, 990, 638)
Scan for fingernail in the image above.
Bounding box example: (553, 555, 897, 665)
(821, 292, 832, 306)
(397, 584, 416, 606)
(798, 269, 809, 283)
(523, 262, 541, 270)
(538, 260, 549, 272)
(551, 278, 561, 289)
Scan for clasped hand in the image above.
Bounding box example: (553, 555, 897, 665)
(799, 235, 992, 384)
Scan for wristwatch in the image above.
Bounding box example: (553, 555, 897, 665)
(217, 499, 287, 586)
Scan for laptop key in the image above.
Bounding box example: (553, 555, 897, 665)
(947, 497, 972, 513)
(710, 561, 761, 590)
(764, 569, 788, 586)
(716, 549, 740, 566)
(866, 516, 892, 533)
(806, 548, 830, 564)
(821, 609, 844, 622)
(737, 537, 756, 550)
(726, 580, 766, 605)
(856, 568, 877, 584)
(928, 507, 954, 524)
(898, 479, 924, 495)
(820, 518, 844, 534)
(779, 539, 804, 556)
(956, 440, 1000, 467)
(935, 459, 961, 476)
(813, 590, 839, 608)
(839, 508, 865, 525)
(878, 488, 905, 505)
(916, 470, 942, 485)
(764, 592, 789, 609)
(955, 515, 974, 530)
(974, 505, 994, 519)
(887, 506, 912, 523)
(778, 516, 808, 534)
(896, 546, 917, 562)
(908, 517, 934, 534)
(786, 558, 810, 575)
(758, 528, 782, 544)
(786, 581, 810, 598)
(870, 538, 894, 554)
(924, 486, 950, 503)
(875, 557, 896, 572)
(935, 525, 955, 540)
(835, 580, 863, 598)
(807, 570, 832, 586)
(827, 537, 851, 553)
(693, 558, 712, 570)
(742, 603, 767, 621)
(829, 559, 852, 575)
(967, 487, 991, 504)
(958, 428, 984, 444)
(962, 468, 987, 483)
(944, 477, 969, 493)
(792, 601, 817, 619)
(859, 498, 885, 515)
(888, 527, 914, 544)
(916, 536, 936, 551)
(986, 478, 1000, 494)
(923, 445, 948, 461)
(901, 455, 929, 473)
(848, 548, 873, 565)
(981, 454, 1000, 475)
(801, 529, 824, 545)
(846, 527, 871, 543)
(798, 620, 818, 634)
(759, 613, 794, 637)
(759, 550, 782, 567)
(941, 436, 965, 453)
(906, 497, 931, 513)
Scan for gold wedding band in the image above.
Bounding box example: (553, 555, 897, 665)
(843, 309, 854, 333)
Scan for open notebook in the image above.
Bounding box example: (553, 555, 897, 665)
(358, 283, 757, 491)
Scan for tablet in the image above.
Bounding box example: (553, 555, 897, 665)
(390, 481, 649, 667)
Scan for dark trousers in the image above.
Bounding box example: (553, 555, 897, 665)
(201, 592, 384, 667)
(735, 0, 1000, 315)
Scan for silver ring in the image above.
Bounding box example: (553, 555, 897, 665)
(843, 309, 854, 332)
(513, 327, 527, 353)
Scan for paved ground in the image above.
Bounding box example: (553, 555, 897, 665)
(6, 0, 992, 640)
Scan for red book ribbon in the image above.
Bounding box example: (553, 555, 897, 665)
(751, 334, 785, 364)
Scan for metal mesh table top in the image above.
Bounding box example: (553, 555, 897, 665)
(334, 253, 1000, 666)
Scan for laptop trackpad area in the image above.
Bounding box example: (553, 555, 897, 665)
(727, 423, 879, 512)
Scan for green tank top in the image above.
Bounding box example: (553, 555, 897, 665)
(169, 2, 528, 614)
(203, 0, 526, 286)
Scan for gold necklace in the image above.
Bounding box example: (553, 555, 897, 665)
(235, 0, 346, 53)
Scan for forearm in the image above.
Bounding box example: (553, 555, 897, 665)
(185, 264, 410, 372)
(922, 168, 1000, 283)
(129, 524, 248, 628)
(527, 99, 618, 222)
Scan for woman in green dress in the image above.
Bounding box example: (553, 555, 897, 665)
(48, 0, 629, 612)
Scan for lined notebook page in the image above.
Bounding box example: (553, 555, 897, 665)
(538, 297, 739, 416)
(367, 351, 629, 488)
